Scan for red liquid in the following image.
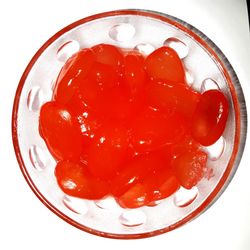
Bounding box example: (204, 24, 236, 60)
(39, 44, 229, 208)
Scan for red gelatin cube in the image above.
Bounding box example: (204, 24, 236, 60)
(147, 168, 180, 202)
(55, 160, 109, 199)
(116, 157, 179, 208)
(173, 149, 208, 189)
(171, 135, 200, 158)
(123, 52, 146, 96)
(147, 81, 200, 118)
(117, 183, 148, 209)
(130, 108, 188, 153)
(78, 62, 119, 107)
(92, 43, 124, 69)
(39, 101, 83, 161)
(54, 49, 95, 104)
(111, 150, 169, 197)
(191, 90, 229, 146)
(145, 46, 185, 83)
(87, 124, 129, 180)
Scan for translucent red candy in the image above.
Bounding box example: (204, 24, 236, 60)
(55, 161, 109, 199)
(130, 108, 188, 153)
(39, 44, 229, 207)
(173, 149, 208, 189)
(191, 90, 229, 146)
(123, 52, 145, 96)
(39, 101, 83, 161)
(53, 49, 95, 104)
(146, 81, 200, 118)
(145, 46, 185, 83)
(87, 124, 129, 180)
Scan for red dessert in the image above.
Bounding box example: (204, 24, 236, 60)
(39, 43, 229, 208)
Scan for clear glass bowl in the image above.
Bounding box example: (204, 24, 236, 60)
(12, 9, 247, 239)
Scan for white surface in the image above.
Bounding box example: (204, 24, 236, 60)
(0, 0, 249, 249)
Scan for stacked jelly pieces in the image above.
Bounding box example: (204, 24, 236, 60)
(39, 44, 229, 208)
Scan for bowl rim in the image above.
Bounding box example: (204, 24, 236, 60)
(12, 9, 247, 239)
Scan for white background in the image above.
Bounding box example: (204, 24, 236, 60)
(0, 0, 249, 249)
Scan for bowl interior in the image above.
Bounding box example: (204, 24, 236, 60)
(12, 10, 246, 238)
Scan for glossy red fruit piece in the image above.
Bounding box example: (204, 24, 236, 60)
(117, 162, 179, 208)
(87, 124, 129, 180)
(77, 110, 103, 138)
(171, 135, 200, 158)
(65, 88, 87, 117)
(116, 170, 179, 209)
(55, 160, 109, 199)
(147, 81, 200, 118)
(78, 62, 119, 107)
(54, 49, 95, 104)
(117, 183, 148, 208)
(85, 62, 119, 89)
(123, 52, 146, 96)
(112, 150, 169, 196)
(39, 101, 83, 160)
(130, 108, 187, 153)
(92, 43, 124, 69)
(155, 175, 180, 201)
(94, 85, 145, 121)
(66, 96, 103, 140)
(191, 89, 229, 146)
(173, 149, 208, 189)
(145, 46, 185, 83)
(146, 167, 180, 202)
(65, 89, 105, 154)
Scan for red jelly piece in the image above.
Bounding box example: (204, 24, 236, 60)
(123, 52, 146, 96)
(117, 183, 148, 208)
(78, 62, 119, 107)
(65, 90, 106, 157)
(93, 85, 133, 120)
(191, 89, 229, 146)
(145, 46, 185, 83)
(147, 81, 200, 118)
(173, 149, 208, 189)
(112, 150, 170, 197)
(111, 151, 162, 197)
(39, 101, 83, 160)
(85, 62, 119, 89)
(147, 168, 180, 202)
(92, 43, 124, 69)
(54, 49, 95, 104)
(154, 175, 180, 201)
(171, 135, 200, 158)
(130, 108, 187, 153)
(55, 160, 109, 199)
(87, 124, 129, 180)
(117, 160, 179, 208)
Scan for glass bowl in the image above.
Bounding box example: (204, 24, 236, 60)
(12, 9, 247, 239)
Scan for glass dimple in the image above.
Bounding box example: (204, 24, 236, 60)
(164, 37, 188, 59)
(109, 23, 136, 42)
(119, 210, 146, 227)
(174, 186, 198, 207)
(134, 43, 155, 56)
(203, 136, 225, 161)
(95, 196, 119, 210)
(62, 195, 88, 215)
(185, 69, 194, 86)
(27, 86, 44, 112)
(57, 40, 80, 62)
(201, 78, 220, 92)
(29, 145, 48, 171)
